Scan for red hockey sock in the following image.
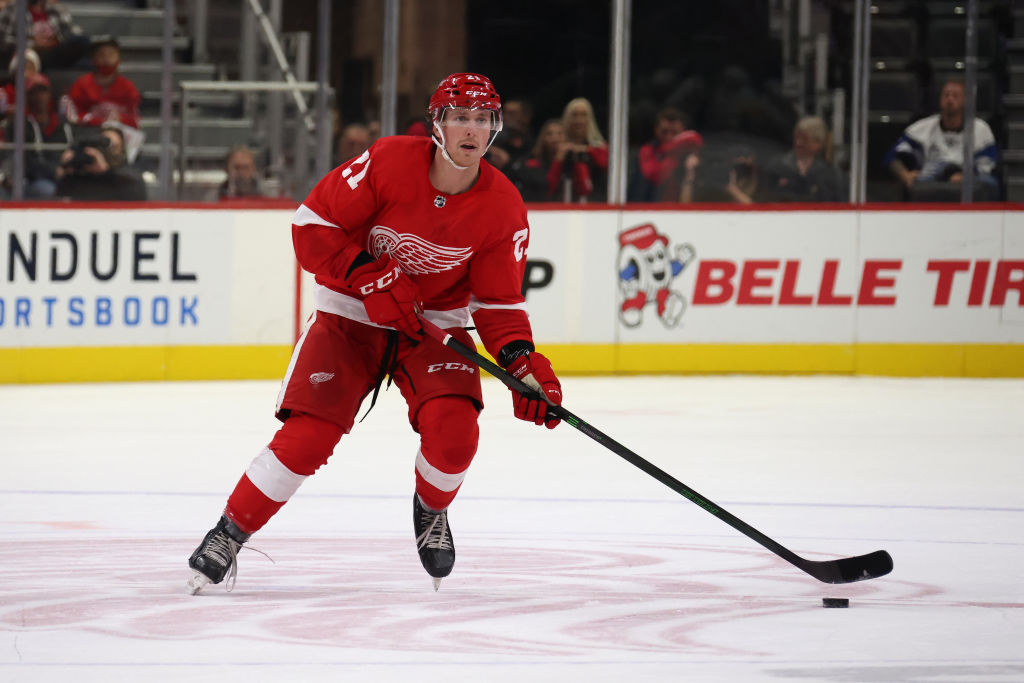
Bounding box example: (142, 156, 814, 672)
(224, 412, 345, 534)
(414, 396, 479, 511)
(224, 472, 284, 534)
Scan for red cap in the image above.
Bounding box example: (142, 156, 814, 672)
(619, 224, 667, 250)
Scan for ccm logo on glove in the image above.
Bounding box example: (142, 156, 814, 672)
(358, 264, 403, 295)
(506, 351, 562, 429)
(346, 253, 424, 338)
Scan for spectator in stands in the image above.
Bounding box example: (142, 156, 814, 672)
(55, 123, 146, 201)
(337, 122, 371, 164)
(513, 117, 566, 202)
(0, 48, 40, 122)
(3, 72, 71, 198)
(679, 144, 760, 204)
(760, 115, 845, 202)
(556, 96, 609, 203)
(367, 120, 381, 143)
(216, 145, 264, 200)
(67, 36, 140, 131)
(635, 106, 703, 202)
(884, 78, 999, 200)
(0, 0, 90, 71)
(486, 97, 533, 175)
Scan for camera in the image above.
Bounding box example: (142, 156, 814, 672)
(64, 136, 111, 171)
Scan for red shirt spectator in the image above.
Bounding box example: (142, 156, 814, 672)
(67, 36, 140, 130)
(637, 107, 703, 201)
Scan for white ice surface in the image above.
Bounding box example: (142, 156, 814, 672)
(1, 375, 1022, 682)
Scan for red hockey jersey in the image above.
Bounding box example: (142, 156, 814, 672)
(67, 73, 141, 129)
(292, 135, 534, 359)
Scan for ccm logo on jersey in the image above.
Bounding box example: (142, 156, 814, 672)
(358, 264, 403, 295)
(427, 362, 476, 374)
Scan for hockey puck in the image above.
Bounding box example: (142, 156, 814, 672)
(822, 597, 849, 608)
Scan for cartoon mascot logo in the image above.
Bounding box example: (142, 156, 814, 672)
(617, 223, 696, 328)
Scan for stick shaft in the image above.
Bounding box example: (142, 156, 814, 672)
(418, 317, 892, 584)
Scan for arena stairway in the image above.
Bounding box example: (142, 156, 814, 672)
(55, 0, 257, 197)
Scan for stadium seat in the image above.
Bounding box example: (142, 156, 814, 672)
(870, 18, 920, 70)
(926, 18, 997, 70)
(868, 71, 922, 118)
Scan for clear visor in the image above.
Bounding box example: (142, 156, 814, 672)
(439, 107, 501, 131)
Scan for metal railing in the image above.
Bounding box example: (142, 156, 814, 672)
(177, 80, 332, 199)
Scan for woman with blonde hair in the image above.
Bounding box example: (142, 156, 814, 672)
(553, 97, 608, 202)
(562, 97, 606, 147)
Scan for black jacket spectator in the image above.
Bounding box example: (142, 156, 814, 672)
(56, 125, 146, 201)
(760, 116, 845, 203)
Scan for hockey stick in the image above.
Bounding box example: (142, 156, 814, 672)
(418, 317, 893, 584)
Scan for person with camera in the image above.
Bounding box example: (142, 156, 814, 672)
(677, 143, 760, 205)
(550, 97, 608, 203)
(55, 123, 146, 201)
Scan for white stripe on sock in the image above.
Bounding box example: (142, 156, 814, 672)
(245, 447, 307, 503)
(415, 449, 467, 493)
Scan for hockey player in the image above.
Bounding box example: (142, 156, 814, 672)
(187, 73, 563, 594)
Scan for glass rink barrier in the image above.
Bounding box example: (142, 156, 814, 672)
(0, 0, 1013, 205)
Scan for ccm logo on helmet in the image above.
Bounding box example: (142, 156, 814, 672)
(427, 362, 476, 374)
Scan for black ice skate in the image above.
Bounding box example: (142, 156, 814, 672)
(413, 494, 455, 591)
(187, 516, 250, 594)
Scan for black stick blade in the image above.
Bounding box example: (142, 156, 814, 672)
(805, 550, 894, 584)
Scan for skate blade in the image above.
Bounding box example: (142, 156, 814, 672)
(186, 571, 212, 595)
(432, 577, 442, 592)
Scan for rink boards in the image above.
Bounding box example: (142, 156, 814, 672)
(1, 204, 1022, 381)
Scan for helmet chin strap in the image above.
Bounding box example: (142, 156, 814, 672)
(431, 122, 472, 171)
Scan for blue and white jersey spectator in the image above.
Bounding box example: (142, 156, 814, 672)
(885, 79, 998, 193)
(886, 114, 997, 181)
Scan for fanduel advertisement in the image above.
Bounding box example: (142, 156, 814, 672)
(0, 211, 232, 347)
